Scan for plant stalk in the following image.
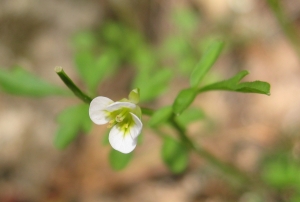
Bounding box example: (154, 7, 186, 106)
(170, 117, 251, 184)
(141, 107, 251, 184)
(54, 67, 92, 104)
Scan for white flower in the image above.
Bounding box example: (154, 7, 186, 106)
(89, 95, 142, 154)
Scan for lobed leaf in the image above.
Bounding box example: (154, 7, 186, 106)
(0, 67, 69, 97)
(199, 70, 271, 95)
(54, 104, 91, 149)
(172, 88, 197, 114)
(190, 41, 224, 87)
(109, 149, 133, 171)
(161, 136, 189, 174)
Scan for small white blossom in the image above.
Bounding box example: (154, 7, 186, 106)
(89, 92, 142, 153)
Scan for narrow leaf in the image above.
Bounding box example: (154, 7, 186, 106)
(54, 104, 91, 149)
(162, 136, 189, 174)
(199, 70, 271, 95)
(0, 67, 69, 96)
(173, 88, 197, 114)
(190, 41, 224, 87)
(148, 106, 173, 127)
(109, 149, 133, 171)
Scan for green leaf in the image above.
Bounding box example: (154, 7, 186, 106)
(178, 56, 198, 75)
(172, 88, 197, 114)
(101, 22, 124, 45)
(190, 41, 224, 87)
(74, 50, 117, 92)
(148, 106, 173, 127)
(132, 47, 157, 71)
(0, 67, 69, 96)
(162, 136, 189, 174)
(134, 69, 172, 102)
(74, 50, 94, 83)
(175, 108, 205, 127)
(199, 70, 271, 95)
(54, 104, 91, 149)
(72, 31, 97, 50)
(262, 153, 300, 189)
(109, 149, 133, 171)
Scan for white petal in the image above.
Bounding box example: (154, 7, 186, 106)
(109, 125, 137, 154)
(129, 112, 143, 139)
(89, 96, 114, 125)
(105, 101, 136, 112)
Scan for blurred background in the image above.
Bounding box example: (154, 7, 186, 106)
(0, 0, 300, 201)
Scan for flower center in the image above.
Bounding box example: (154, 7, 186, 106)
(115, 110, 128, 122)
(106, 108, 132, 130)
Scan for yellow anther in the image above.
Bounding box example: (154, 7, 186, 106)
(107, 120, 115, 128)
(115, 110, 128, 123)
(116, 115, 124, 122)
(124, 123, 129, 129)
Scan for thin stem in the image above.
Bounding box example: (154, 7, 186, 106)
(141, 107, 154, 116)
(142, 106, 251, 184)
(54, 67, 92, 104)
(170, 117, 251, 184)
(54, 67, 253, 184)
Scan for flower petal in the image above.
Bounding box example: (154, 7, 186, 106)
(105, 101, 136, 112)
(89, 96, 113, 125)
(129, 112, 143, 139)
(109, 125, 137, 154)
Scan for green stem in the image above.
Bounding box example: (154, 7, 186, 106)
(141, 107, 154, 116)
(54, 67, 92, 104)
(141, 106, 251, 184)
(170, 117, 251, 184)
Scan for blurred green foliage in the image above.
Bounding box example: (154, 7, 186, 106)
(175, 108, 205, 128)
(73, 22, 173, 102)
(0, 8, 270, 178)
(0, 67, 69, 96)
(109, 149, 133, 171)
(148, 106, 173, 127)
(162, 136, 189, 174)
(54, 104, 91, 149)
(261, 149, 300, 201)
